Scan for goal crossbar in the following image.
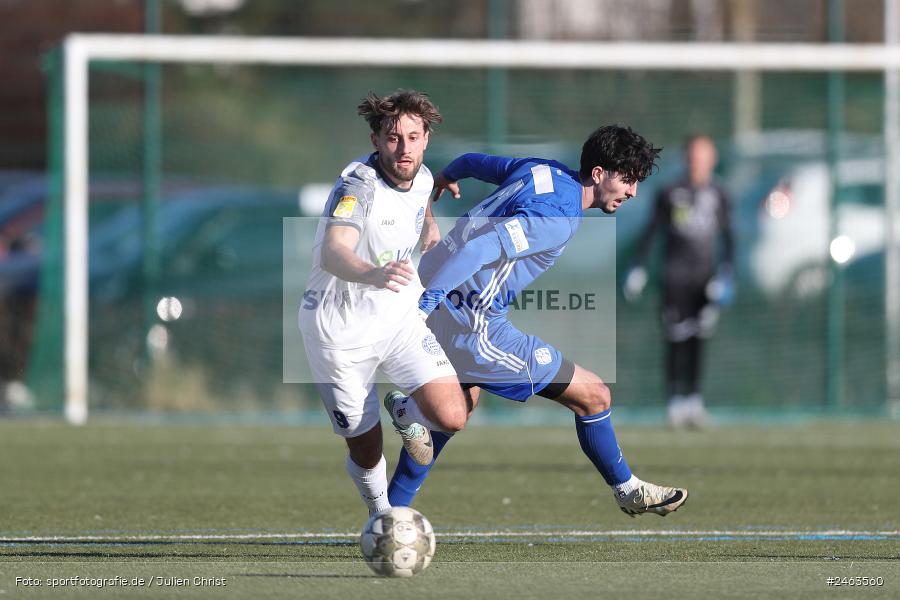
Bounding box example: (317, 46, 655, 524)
(67, 35, 900, 70)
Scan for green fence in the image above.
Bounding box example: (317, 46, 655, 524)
(28, 57, 891, 418)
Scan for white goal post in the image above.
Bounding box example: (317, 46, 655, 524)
(63, 33, 900, 424)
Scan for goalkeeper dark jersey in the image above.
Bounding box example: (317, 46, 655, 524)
(634, 179, 733, 288)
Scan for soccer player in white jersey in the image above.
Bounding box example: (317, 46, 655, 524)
(299, 90, 468, 516)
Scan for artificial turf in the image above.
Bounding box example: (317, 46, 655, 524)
(1, 420, 897, 599)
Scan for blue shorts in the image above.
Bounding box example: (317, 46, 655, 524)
(427, 311, 570, 401)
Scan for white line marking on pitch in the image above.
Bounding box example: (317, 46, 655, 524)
(1, 530, 898, 543)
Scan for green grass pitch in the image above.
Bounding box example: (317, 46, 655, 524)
(1, 420, 897, 599)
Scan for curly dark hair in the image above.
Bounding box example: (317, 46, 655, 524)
(579, 125, 661, 184)
(357, 89, 443, 134)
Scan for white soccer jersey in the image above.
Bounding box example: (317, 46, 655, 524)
(299, 153, 432, 348)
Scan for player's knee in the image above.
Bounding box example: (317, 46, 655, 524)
(419, 384, 468, 433)
(587, 381, 611, 413)
(435, 404, 467, 433)
(562, 365, 611, 416)
(447, 407, 468, 433)
(346, 428, 383, 468)
(348, 446, 382, 469)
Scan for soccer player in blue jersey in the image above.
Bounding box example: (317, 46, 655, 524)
(382, 125, 689, 517)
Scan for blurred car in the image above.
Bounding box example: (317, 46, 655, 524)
(1, 175, 298, 300)
(0, 173, 299, 408)
(0, 173, 46, 296)
(748, 157, 884, 300)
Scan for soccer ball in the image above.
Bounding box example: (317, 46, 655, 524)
(359, 507, 436, 577)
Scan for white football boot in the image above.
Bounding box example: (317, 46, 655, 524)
(384, 390, 433, 466)
(685, 393, 709, 429)
(669, 394, 710, 429)
(667, 395, 690, 428)
(615, 480, 689, 517)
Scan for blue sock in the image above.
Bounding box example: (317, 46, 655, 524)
(575, 409, 632, 486)
(387, 431, 452, 506)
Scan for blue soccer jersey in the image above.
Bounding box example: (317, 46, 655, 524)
(418, 153, 584, 399)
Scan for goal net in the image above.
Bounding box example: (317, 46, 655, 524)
(31, 35, 899, 423)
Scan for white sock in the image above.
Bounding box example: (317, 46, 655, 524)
(345, 454, 391, 515)
(668, 394, 688, 408)
(389, 394, 445, 433)
(613, 474, 642, 496)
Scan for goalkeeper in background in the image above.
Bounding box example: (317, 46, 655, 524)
(623, 134, 734, 428)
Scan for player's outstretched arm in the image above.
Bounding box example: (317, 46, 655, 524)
(622, 189, 664, 302)
(433, 153, 531, 203)
(430, 171, 461, 203)
(442, 153, 527, 186)
(321, 224, 414, 292)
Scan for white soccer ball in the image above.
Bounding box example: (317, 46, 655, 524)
(359, 507, 436, 577)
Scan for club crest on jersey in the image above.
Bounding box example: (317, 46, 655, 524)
(415, 206, 425, 234)
(333, 195, 357, 218)
(534, 347, 552, 365)
(422, 335, 442, 356)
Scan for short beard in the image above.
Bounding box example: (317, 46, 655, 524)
(380, 155, 420, 184)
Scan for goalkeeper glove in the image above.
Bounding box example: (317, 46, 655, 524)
(706, 266, 735, 307)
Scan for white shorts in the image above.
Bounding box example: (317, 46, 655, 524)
(302, 317, 456, 437)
